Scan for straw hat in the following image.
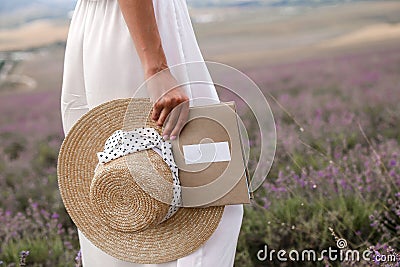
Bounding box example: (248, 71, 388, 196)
(57, 98, 224, 264)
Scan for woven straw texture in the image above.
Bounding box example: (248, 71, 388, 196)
(57, 98, 224, 264)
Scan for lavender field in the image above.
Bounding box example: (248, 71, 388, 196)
(0, 45, 399, 266)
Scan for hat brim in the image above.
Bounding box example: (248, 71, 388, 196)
(57, 98, 224, 264)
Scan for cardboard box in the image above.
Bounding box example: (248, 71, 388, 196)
(171, 101, 253, 207)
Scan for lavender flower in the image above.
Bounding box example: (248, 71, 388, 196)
(75, 249, 82, 267)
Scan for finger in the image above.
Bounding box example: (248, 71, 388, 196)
(162, 105, 181, 137)
(170, 101, 189, 139)
(152, 93, 175, 121)
(157, 106, 172, 127)
(151, 101, 163, 121)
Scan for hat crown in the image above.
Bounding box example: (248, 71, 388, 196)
(90, 153, 172, 233)
(89, 99, 181, 233)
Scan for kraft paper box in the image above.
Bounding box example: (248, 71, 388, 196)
(171, 101, 253, 207)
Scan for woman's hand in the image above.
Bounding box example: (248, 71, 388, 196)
(145, 69, 189, 140)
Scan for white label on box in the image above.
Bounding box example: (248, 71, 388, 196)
(182, 141, 231, 165)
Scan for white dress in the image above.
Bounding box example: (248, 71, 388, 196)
(60, 0, 243, 266)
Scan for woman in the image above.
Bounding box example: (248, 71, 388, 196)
(60, 0, 244, 266)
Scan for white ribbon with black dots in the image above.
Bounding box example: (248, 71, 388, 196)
(95, 127, 182, 222)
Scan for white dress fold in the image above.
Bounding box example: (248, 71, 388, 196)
(60, 0, 243, 266)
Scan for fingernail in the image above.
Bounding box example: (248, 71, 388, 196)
(163, 135, 169, 140)
(170, 135, 176, 140)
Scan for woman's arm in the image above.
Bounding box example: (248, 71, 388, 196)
(118, 0, 189, 140)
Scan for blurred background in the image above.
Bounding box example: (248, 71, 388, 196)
(0, 0, 399, 266)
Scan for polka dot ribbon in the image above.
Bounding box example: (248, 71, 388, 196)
(95, 127, 182, 222)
